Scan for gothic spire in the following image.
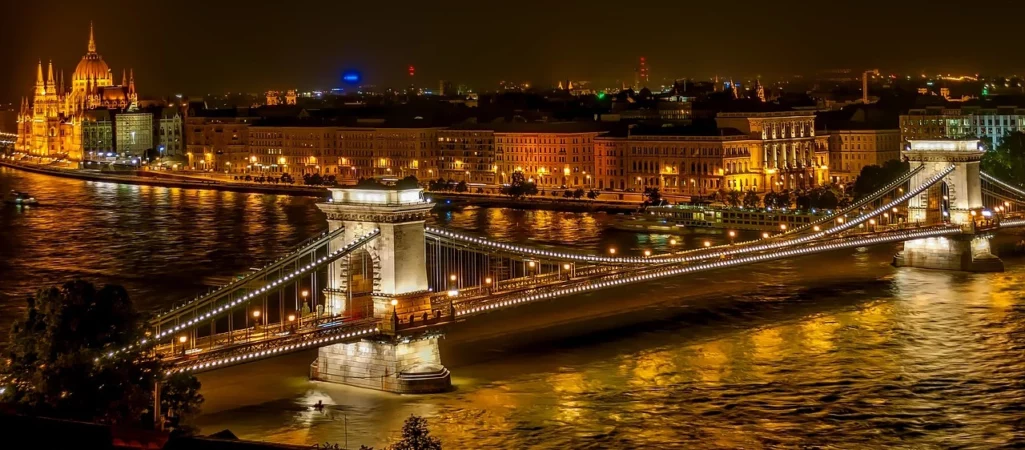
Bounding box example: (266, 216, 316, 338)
(46, 60, 55, 88)
(88, 21, 96, 53)
(36, 60, 43, 86)
(129, 68, 135, 93)
(122, 69, 127, 86)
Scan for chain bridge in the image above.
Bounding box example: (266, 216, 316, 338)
(99, 139, 1025, 394)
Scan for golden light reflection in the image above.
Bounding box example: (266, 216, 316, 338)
(800, 315, 839, 355)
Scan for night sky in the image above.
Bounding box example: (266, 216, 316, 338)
(2, 0, 1024, 102)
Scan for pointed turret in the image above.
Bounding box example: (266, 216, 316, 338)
(34, 60, 45, 97)
(88, 21, 96, 53)
(129, 69, 135, 94)
(46, 60, 55, 89)
(122, 69, 127, 87)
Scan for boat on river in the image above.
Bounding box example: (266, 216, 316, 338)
(4, 190, 38, 206)
(612, 203, 828, 233)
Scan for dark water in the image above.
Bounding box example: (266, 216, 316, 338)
(3, 167, 1025, 449)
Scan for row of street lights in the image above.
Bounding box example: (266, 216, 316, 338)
(175, 288, 316, 351)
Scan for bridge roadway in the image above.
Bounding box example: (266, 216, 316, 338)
(166, 223, 982, 374)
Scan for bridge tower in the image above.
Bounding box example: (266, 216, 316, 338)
(313, 186, 451, 393)
(893, 139, 1003, 272)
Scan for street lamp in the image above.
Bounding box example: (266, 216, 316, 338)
(643, 250, 651, 256)
(780, 224, 787, 231)
(703, 241, 711, 247)
(609, 248, 616, 255)
(669, 238, 677, 245)
(762, 232, 770, 239)
(301, 289, 309, 322)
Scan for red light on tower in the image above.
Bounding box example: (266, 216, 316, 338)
(639, 57, 648, 83)
(408, 65, 415, 77)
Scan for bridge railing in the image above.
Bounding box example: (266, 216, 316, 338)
(168, 318, 381, 373)
(151, 225, 346, 325)
(151, 230, 380, 342)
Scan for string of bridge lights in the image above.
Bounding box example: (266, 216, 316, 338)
(793, 164, 924, 234)
(679, 165, 927, 256)
(154, 230, 380, 339)
(154, 227, 344, 320)
(426, 168, 954, 268)
(981, 172, 1025, 199)
(455, 227, 962, 317)
(172, 325, 380, 373)
(999, 219, 1025, 228)
(96, 231, 381, 364)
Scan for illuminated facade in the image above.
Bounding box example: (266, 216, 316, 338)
(596, 129, 762, 194)
(437, 127, 496, 184)
(716, 112, 830, 191)
(900, 105, 1025, 149)
(15, 23, 138, 161)
(494, 123, 602, 188)
(114, 113, 153, 157)
(826, 129, 901, 183)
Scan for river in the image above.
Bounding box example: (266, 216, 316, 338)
(2, 166, 1024, 449)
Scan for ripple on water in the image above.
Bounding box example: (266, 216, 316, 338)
(4, 169, 1025, 448)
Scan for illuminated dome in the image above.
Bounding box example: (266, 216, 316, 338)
(72, 23, 112, 85)
(75, 54, 110, 81)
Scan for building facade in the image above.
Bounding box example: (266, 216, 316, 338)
(494, 123, 602, 188)
(15, 23, 138, 161)
(595, 125, 762, 194)
(82, 109, 114, 156)
(185, 111, 253, 171)
(114, 112, 153, 157)
(437, 126, 496, 184)
(716, 111, 830, 191)
(900, 105, 1025, 149)
(826, 129, 901, 183)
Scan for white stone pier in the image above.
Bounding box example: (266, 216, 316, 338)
(893, 139, 1003, 272)
(313, 186, 451, 393)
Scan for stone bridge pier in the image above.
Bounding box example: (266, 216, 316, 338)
(893, 139, 1003, 272)
(312, 187, 451, 393)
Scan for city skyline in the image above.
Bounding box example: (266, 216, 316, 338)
(4, 0, 1025, 102)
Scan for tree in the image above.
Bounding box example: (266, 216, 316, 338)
(795, 190, 811, 210)
(852, 159, 911, 199)
(572, 188, 585, 199)
(562, 190, 573, 198)
(161, 372, 204, 434)
(743, 190, 760, 209)
(762, 191, 778, 209)
(815, 188, 840, 210)
(775, 189, 793, 209)
(455, 181, 468, 193)
(2, 281, 203, 428)
(586, 189, 600, 200)
(726, 190, 742, 207)
(390, 414, 441, 450)
(982, 131, 1025, 186)
(396, 175, 420, 190)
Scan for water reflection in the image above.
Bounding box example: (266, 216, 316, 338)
(3, 168, 1025, 448)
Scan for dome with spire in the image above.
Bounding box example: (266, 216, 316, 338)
(73, 22, 112, 87)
